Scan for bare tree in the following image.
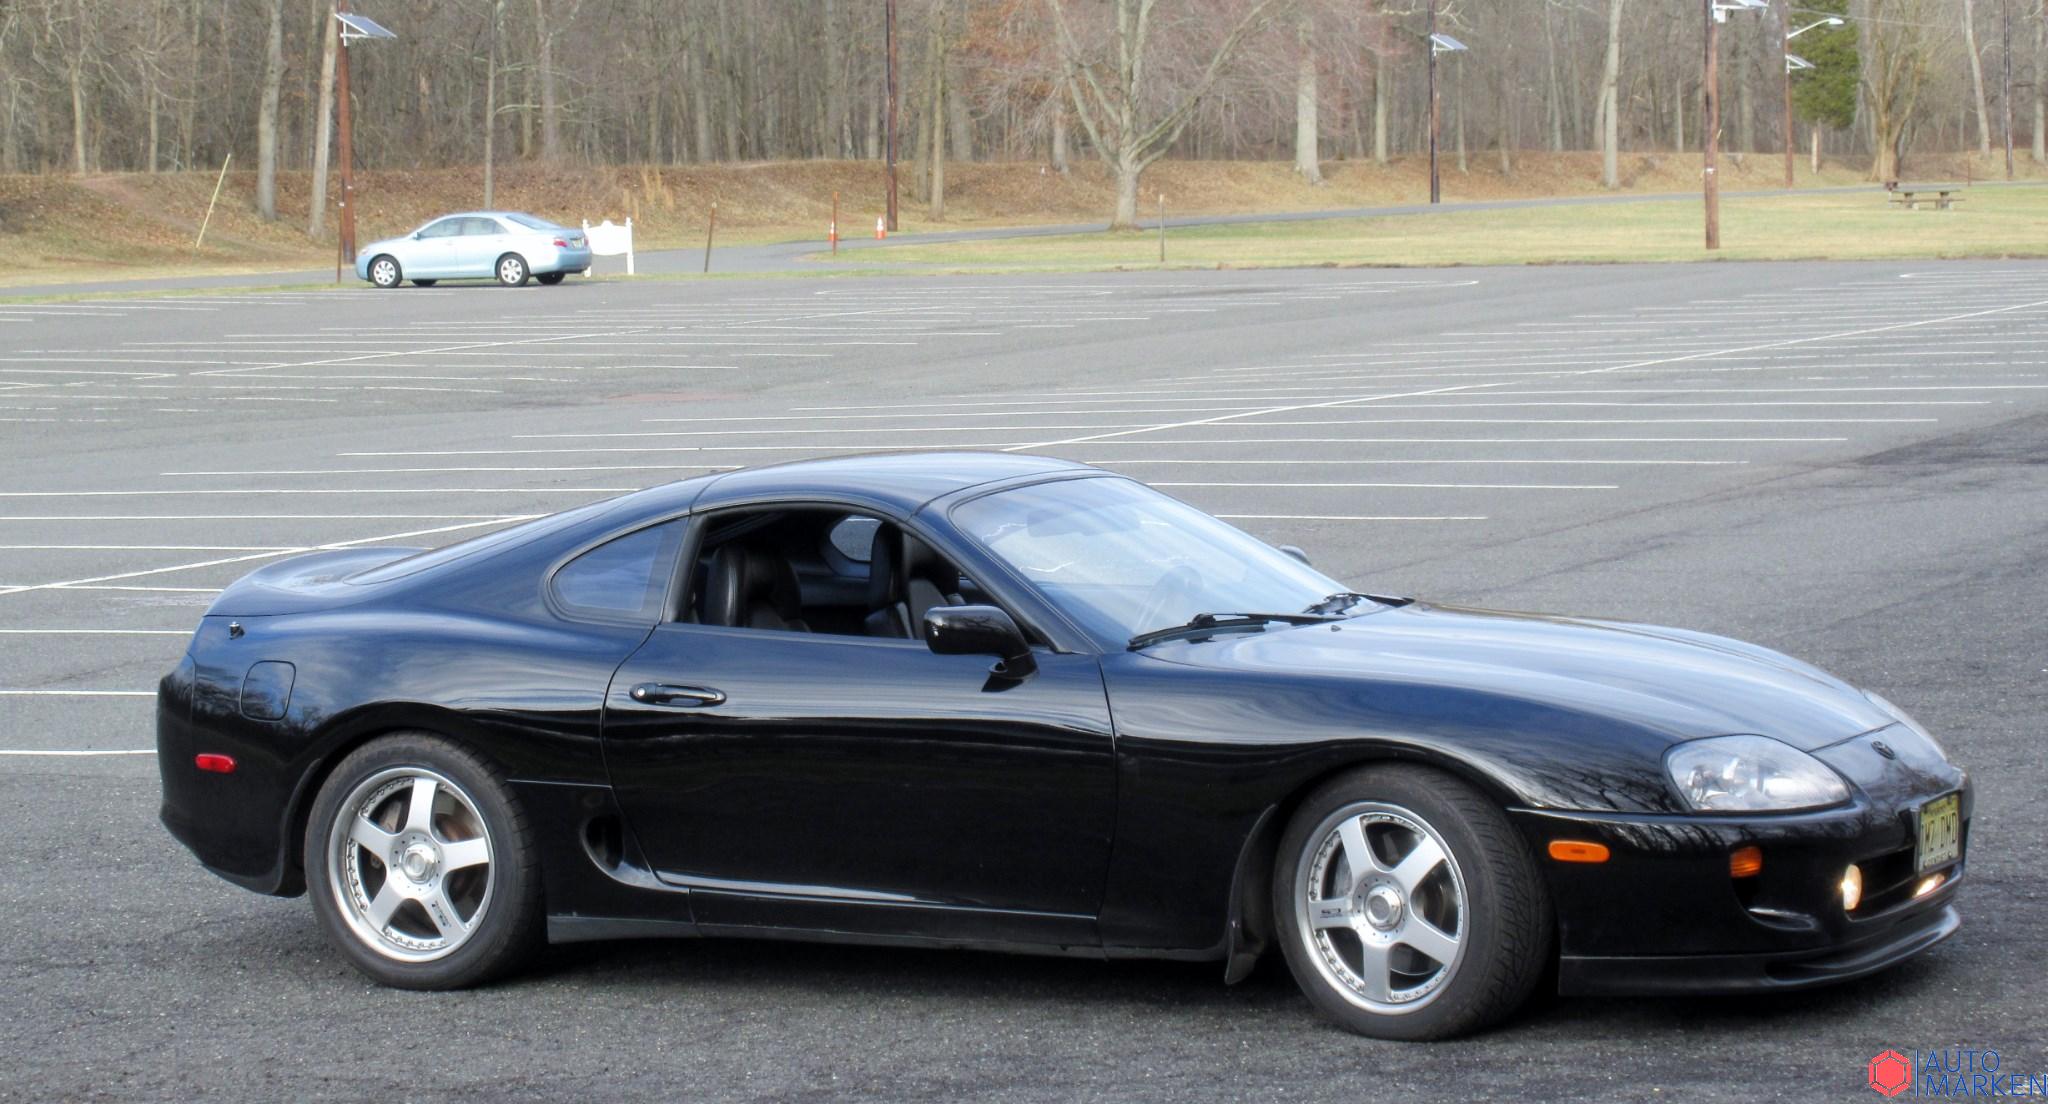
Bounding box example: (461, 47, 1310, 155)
(1047, 0, 1296, 228)
(308, 3, 337, 237)
(1963, 0, 1992, 153)
(1599, 0, 1624, 187)
(1861, 0, 1944, 181)
(255, 0, 286, 219)
(1293, 7, 1321, 182)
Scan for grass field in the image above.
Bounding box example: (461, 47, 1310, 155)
(833, 185, 2048, 271)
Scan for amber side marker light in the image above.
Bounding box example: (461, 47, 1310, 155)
(1547, 840, 1610, 863)
(194, 753, 237, 774)
(1729, 845, 1764, 879)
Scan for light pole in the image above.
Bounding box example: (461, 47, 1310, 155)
(885, 0, 899, 232)
(1781, 12, 1843, 189)
(332, 5, 394, 266)
(1426, 18, 1468, 206)
(1705, 0, 1767, 250)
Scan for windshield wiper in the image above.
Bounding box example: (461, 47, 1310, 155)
(1304, 591, 1414, 616)
(1128, 611, 1338, 651)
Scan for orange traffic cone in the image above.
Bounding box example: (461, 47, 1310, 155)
(875, 217, 886, 240)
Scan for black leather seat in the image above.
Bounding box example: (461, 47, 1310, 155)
(702, 545, 809, 632)
(864, 525, 962, 639)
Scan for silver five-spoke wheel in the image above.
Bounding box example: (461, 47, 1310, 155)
(1299, 802, 1466, 1013)
(327, 766, 495, 963)
(369, 256, 400, 288)
(1274, 766, 1550, 1039)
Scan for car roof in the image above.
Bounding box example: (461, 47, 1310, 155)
(430, 211, 540, 221)
(623, 451, 1096, 518)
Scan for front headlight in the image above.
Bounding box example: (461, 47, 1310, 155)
(1861, 689, 1948, 759)
(1664, 734, 1850, 813)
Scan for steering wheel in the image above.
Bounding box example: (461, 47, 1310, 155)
(1133, 564, 1204, 634)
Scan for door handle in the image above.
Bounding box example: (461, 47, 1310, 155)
(629, 683, 726, 707)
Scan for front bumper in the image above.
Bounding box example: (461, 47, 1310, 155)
(1561, 903, 1959, 995)
(1512, 722, 1970, 996)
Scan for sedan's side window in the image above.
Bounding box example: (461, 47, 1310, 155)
(552, 519, 686, 621)
(463, 217, 506, 236)
(418, 219, 462, 239)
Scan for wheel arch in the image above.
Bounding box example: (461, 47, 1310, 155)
(277, 704, 509, 897)
(1221, 743, 1544, 984)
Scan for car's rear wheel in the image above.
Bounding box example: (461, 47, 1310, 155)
(495, 253, 529, 287)
(304, 733, 542, 989)
(535, 272, 565, 286)
(411, 279, 437, 287)
(1272, 765, 1551, 1040)
(368, 255, 402, 289)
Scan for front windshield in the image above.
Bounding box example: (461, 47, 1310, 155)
(952, 476, 1347, 644)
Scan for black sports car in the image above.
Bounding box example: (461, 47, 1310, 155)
(158, 453, 1969, 1039)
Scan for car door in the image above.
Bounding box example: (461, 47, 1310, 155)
(407, 217, 464, 277)
(455, 216, 510, 276)
(602, 584, 1117, 946)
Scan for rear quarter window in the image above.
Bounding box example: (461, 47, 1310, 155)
(551, 520, 686, 620)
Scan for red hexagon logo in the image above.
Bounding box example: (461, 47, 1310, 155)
(1868, 1050, 1913, 1097)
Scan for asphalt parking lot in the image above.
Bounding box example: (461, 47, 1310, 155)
(3, 261, 2045, 1101)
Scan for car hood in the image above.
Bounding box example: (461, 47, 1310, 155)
(1140, 602, 1891, 750)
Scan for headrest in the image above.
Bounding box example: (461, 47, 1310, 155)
(703, 545, 801, 626)
(866, 523, 904, 609)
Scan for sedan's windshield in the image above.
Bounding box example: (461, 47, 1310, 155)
(952, 476, 1349, 645)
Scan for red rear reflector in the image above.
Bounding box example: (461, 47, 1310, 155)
(194, 753, 236, 774)
(1547, 840, 1610, 863)
(1729, 845, 1764, 878)
(553, 238, 569, 248)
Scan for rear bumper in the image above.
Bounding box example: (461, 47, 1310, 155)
(1561, 902, 1960, 996)
(534, 247, 592, 274)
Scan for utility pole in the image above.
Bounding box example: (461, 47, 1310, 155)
(1427, 0, 1441, 204)
(336, 0, 356, 263)
(1704, 0, 1722, 249)
(2003, 0, 2016, 179)
(885, 0, 899, 232)
(1781, 1, 1795, 188)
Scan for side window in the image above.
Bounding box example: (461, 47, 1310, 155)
(464, 217, 506, 236)
(418, 219, 462, 239)
(828, 515, 880, 564)
(552, 520, 685, 620)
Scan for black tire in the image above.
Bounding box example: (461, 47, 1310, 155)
(367, 255, 402, 289)
(495, 253, 530, 287)
(535, 272, 565, 286)
(411, 279, 438, 287)
(303, 732, 543, 989)
(1271, 765, 1551, 1040)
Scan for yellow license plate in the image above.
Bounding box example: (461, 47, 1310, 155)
(1917, 793, 1961, 872)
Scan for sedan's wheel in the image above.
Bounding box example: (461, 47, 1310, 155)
(411, 279, 437, 287)
(1273, 766, 1551, 1040)
(535, 272, 565, 286)
(368, 255, 402, 289)
(304, 733, 541, 989)
(495, 253, 529, 287)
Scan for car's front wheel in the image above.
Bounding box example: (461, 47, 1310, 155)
(304, 733, 542, 989)
(368, 255, 402, 289)
(495, 253, 529, 287)
(1272, 765, 1551, 1040)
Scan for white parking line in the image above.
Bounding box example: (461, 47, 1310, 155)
(0, 629, 189, 635)
(0, 749, 157, 756)
(0, 516, 538, 597)
(1154, 481, 1618, 490)
(0, 690, 155, 697)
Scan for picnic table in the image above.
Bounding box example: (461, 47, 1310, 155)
(1887, 183, 1967, 211)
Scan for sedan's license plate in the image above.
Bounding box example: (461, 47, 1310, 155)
(1917, 793, 1961, 872)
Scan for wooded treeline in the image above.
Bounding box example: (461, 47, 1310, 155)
(6, 0, 2044, 227)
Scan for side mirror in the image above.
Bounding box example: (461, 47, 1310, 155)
(411, 231, 422, 240)
(1279, 544, 1312, 566)
(925, 605, 1036, 678)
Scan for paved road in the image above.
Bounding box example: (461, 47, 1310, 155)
(2, 262, 2043, 1101)
(15, 180, 2015, 298)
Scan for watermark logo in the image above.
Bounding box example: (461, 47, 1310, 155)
(1864, 1048, 2048, 1097)
(1868, 1051, 1913, 1098)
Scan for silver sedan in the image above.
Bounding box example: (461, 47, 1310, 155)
(355, 211, 594, 288)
